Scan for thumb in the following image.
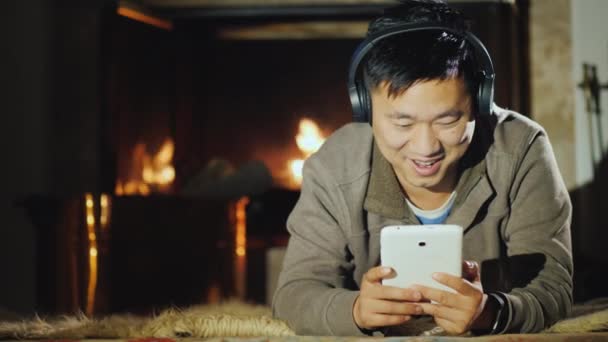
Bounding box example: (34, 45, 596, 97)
(363, 266, 393, 284)
(462, 260, 480, 282)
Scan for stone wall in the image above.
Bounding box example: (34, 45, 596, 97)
(529, 0, 575, 189)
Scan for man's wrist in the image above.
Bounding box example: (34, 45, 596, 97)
(470, 293, 498, 332)
(471, 292, 507, 335)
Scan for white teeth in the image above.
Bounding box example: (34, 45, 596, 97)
(414, 160, 435, 167)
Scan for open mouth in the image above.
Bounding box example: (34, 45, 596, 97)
(410, 157, 443, 176)
(413, 159, 440, 168)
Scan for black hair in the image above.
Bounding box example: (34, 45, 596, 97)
(363, 0, 479, 108)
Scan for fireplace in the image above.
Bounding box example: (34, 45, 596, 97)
(104, 11, 358, 195)
(28, 0, 529, 316)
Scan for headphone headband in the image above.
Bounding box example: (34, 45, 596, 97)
(348, 22, 495, 122)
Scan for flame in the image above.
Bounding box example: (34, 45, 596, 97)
(115, 138, 175, 196)
(235, 197, 249, 257)
(83, 193, 111, 314)
(117, 6, 173, 31)
(289, 160, 305, 185)
(296, 119, 325, 154)
(84, 193, 98, 316)
(288, 119, 326, 188)
(99, 194, 111, 231)
(234, 197, 249, 299)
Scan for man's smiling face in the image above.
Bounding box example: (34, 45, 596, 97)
(371, 77, 476, 195)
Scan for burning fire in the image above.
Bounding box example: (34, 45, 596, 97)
(115, 138, 176, 196)
(288, 119, 326, 187)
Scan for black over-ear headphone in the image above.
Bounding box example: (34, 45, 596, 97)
(348, 22, 495, 123)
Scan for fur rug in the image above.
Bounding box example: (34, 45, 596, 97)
(544, 308, 608, 333)
(1, 300, 607, 339)
(0, 300, 293, 339)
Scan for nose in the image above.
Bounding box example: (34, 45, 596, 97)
(408, 124, 440, 157)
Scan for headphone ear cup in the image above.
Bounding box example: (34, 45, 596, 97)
(358, 80, 372, 123)
(476, 73, 494, 115)
(351, 77, 371, 123)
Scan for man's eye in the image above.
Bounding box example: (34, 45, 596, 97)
(393, 118, 413, 127)
(436, 117, 460, 126)
(439, 120, 458, 125)
(396, 122, 413, 128)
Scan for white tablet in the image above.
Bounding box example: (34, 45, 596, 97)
(380, 225, 463, 293)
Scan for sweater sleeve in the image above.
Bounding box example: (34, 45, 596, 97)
(500, 131, 573, 333)
(271, 155, 366, 336)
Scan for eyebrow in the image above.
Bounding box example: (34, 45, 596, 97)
(389, 110, 463, 120)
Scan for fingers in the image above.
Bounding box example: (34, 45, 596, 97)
(368, 285, 423, 302)
(418, 303, 471, 335)
(418, 303, 463, 322)
(364, 298, 423, 316)
(431, 272, 477, 296)
(412, 281, 484, 335)
(363, 266, 393, 283)
(413, 285, 461, 308)
(361, 313, 412, 328)
(412, 280, 480, 311)
(354, 295, 419, 329)
(355, 267, 427, 330)
(411, 264, 485, 336)
(361, 267, 423, 302)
